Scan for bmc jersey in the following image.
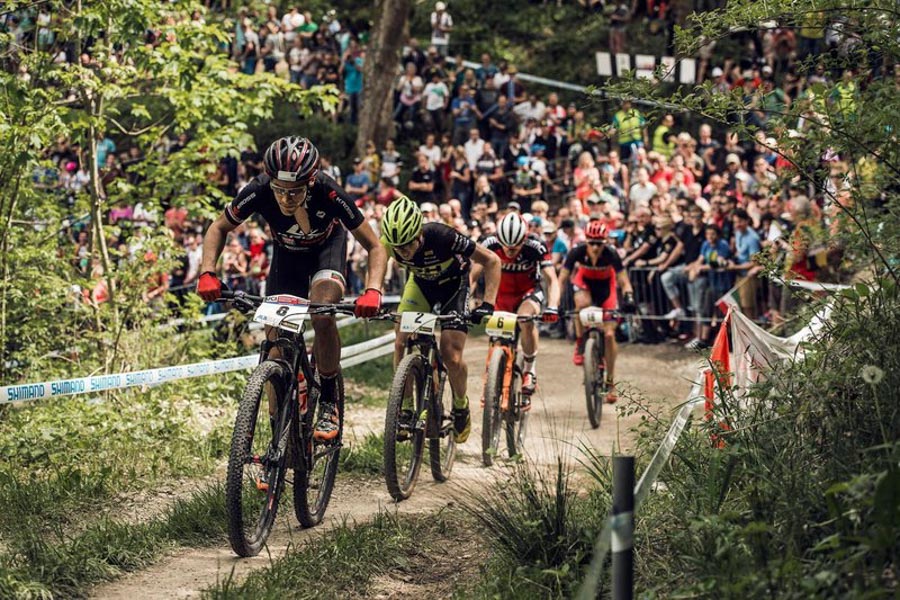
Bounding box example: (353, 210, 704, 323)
(482, 235, 551, 298)
(564, 243, 623, 282)
(384, 222, 475, 284)
(225, 172, 364, 251)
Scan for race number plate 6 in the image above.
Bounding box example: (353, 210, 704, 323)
(485, 311, 517, 339)
(579, 308, 606, 326)
(399, 312, 438, 334)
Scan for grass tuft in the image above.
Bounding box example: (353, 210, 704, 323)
(460, 456, 609, 598)
(0, 483, 228, 598)
(340, 432, 386, 476)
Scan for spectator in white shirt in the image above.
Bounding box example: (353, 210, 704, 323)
(628, 167, 658, 214)
(430, 2, 454, 57)
(423, 71, 450, 134)
(463, 128, 486, 171)
(418, 133, 443, 169)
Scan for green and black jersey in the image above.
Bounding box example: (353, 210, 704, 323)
(382, 222, 476, 285)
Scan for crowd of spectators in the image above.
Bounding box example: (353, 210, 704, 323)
(3, 1, 879, 347)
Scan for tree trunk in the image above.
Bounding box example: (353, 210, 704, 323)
(355, 0, 411, 158)
(87, 117, 118, 335)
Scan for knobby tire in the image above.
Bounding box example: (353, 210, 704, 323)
(384, 354, 426, 501)
(294, 372, 344, 528)
(226, 360, 289, 557)
(584, 336, 605, 429)
(429, 370, 457, 481)
(481, 348, 506, 467)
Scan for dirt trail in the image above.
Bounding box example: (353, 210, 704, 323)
(92, 338, 695, 599)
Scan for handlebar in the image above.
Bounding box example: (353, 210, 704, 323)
(220, 290, 357, 315)
(565, 308, 624, 318)
(369, 311, 475, 324)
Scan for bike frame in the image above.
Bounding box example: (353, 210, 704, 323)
(485, 330, 520, 413)
(404, 333, 446, 436)
(483, 315, 540, 413)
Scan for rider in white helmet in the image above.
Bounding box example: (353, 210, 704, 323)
(475, 209, 561, 403)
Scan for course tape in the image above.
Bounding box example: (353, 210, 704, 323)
(1, 334, 396, 405)
(575, 380, 705, 600)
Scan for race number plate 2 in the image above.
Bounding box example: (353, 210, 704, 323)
(253, 295, 310, 331)
(399, 312, 438, 335)
(579, 307, 606, 326)
(485, 311, 517, 339)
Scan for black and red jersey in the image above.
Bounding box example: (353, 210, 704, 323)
(482, 234, 551, 297)
(225, 171, 364, 251)
(564, 243, 623, 282)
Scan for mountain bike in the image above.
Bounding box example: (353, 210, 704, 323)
(578, 307, 619, 429)
(221, 290, 356, 557)
(481, 312, 540, 467)
(379, 310, 463, 501)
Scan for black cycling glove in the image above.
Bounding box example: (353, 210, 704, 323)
(470, 301, 495, 325)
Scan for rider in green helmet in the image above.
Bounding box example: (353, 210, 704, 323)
(381, 195, 424, 247)
(381, 195, 501, 444)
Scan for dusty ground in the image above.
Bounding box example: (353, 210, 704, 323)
(91, 337, 697, 599)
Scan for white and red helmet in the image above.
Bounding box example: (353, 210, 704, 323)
(263, 136, 320, 184)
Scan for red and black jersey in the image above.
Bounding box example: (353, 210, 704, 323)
(482, 234, 551, 297)
(225, 171, 364, 251)
(564, 243, 623, 282)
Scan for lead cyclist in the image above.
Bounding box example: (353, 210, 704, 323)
(197, 136, 388, 440)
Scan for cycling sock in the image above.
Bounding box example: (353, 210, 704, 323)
(452, 393, 468, 409)
(523, 352, 537, 375)
(319, 372, 337, 402)
(576, 336, 584, 353)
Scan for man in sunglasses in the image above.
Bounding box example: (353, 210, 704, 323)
(197, 136, 388, 441)
(558, 220, 635, 404)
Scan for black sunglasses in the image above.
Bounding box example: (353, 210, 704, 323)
(587, 240, 606, 246)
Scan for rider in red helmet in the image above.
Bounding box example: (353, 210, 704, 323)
(558, 218, 635, 404)
(197, 136, 388, 440)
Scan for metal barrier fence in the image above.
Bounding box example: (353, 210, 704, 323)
(626, 266, 770, 323)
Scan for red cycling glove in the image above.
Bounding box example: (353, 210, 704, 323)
(197, 272, 222, 302)
(354, 288, 383, 318)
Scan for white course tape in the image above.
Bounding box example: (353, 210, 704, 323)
(1, 333, 396, 405)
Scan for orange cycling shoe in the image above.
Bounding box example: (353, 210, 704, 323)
(605, 386, 618, 404)
(522, 372, 537, 396)
(313, 403, 340, 441)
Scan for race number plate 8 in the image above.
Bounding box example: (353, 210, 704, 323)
(579, 308, 606, 326)
(253, 296, 310, 330)
(485, 311, 517, 339)
(399, 312, 438, 335)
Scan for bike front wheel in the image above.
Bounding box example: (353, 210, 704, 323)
(429, 370, 457, 482)
(294, 372, 344, 528)
(505, 354, 528, 458)
(226, 360, 290, 557)
(481, 348, 506, 467)
(584, 335, 605, 429)
(384, 354, 427, 501)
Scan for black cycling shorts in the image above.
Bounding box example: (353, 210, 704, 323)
(398, 275, 470, 333)
(267, 226, 348, 298)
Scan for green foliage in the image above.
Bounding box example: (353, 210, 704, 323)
(206, 510, 465, 598)
(632, 281, 900, 597)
